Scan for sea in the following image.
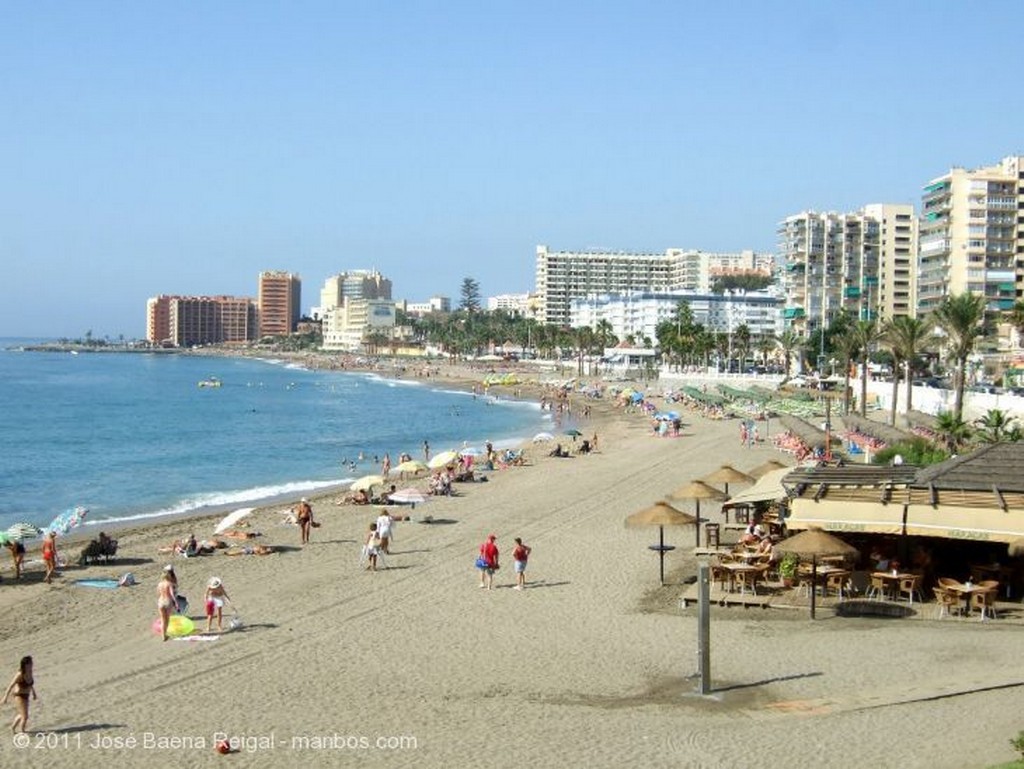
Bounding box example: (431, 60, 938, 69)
(0, 339, 552, 536)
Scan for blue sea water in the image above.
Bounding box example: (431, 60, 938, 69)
(0, 341, 549, 534)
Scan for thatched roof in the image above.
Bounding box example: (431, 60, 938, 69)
(905, 410, 938, 431)
(913, 442, 1024, 494)
(840, 414, 915, 447)
(778, 414, 836, 450)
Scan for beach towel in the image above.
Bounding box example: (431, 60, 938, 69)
(73, 577, 119, 589)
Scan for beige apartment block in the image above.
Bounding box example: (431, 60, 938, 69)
(258, 270, 301, 338)
(918, 155, 1024, 316)
(863, 203, 919, 320)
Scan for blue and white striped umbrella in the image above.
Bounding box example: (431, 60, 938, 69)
(7, 522, 43, 541)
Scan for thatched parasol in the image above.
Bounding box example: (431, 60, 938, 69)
(775, 528, 859, 619)
(702, 465, 755, 497)
(748, 459, 788, 479)
(626, 502, 698, 585)
(668, 481, 727, 548)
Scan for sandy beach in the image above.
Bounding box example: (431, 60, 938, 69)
(1, 366, 1022, 769)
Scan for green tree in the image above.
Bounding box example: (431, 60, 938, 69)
(881, 315, 933, 424)
(831, 329, 860, 416)
(973, 409, 1022, 444)
(733, 324, 751, 371)
(851, 319, 882, 417)
(777, 329, 801, 380)
(934, 410, 972, 454)
(1007, 299, 1024, 344)
(459, 277, 481, 313)
(931, 292, 987, 421)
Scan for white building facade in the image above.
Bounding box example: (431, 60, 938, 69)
(570, 290, 783, 344)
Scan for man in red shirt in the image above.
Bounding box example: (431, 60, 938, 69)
(478, 534, 499, 590)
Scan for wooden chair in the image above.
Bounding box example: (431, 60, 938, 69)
(932, 587, 960, 619)
(971, 589, 998, 621)
(710, 565, 732, 592)
(898, 574, 923, 605)
(867, 573, 891, 601)
(826, 570, 851, 600)
(735, 569, 760, 596)
(938, 577, 963, 590)
(704, 523, 721, 549)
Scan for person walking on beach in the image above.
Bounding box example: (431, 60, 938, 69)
(477, 534, 499, 590)
(156, 565, 180, 642)
(512, 537, 532, 590)
(204, 577, 232, 633)
(423, 440, 430, 462)
(295, 498, 314, 545)
(6, 540, 25, 579)
(381, 453, 392, 478)
(375, 508, 394, 554)
(3, 656, 37, 733)
(364, 523, 382, 571)
(41, 532, 58, 584)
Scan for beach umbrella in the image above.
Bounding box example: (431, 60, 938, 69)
(667, 481, 727, 547)
(775, 528, 859, 619)
(45, 506, 88, 536)
(701, 465, 755, 497)
(395, 460, 428, 476)
(351, 474, 386, 492)
(388, 488, 430, 508)
(214, 507, 255, 535)
(532, 431, 555, 443)
(428, 450, 459, 469)
(565, 428, 583, 437)
(626, 502, 697, 586)
(6, 523, 43, 541)
(748, 459, 788, 479)
(0, 531, 8, 545)
(459, 446, 485, 457)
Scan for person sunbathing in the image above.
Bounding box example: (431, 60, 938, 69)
(224, 544, 275, 556)
(221, 529, 261, 540)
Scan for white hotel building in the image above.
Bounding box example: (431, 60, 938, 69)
(536, 245, 773, 327)
(570, 290, 783, 344)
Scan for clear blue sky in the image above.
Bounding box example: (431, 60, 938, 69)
(3, 1, 1023, 338)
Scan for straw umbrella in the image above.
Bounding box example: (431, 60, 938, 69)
(668, 481, 727, 547)
(748, 459, 788, 479)
(625, 502, 697, 585)
(701, 465, 755, 497)
(774, 528, 859, 619)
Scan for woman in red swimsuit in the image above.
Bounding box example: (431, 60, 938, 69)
(42, 533, 58, 584)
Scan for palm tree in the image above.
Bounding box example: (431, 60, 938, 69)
(777, 329, 800, 380)
(850, 320, 883, 417)
(934, 410, 972, 454)
(881, 315, 933, 425)
(973, 409, 1022, 444)
(931, 292, 987, 422)
(832, 330, 860, 416)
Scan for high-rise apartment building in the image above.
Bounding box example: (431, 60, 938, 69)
(317, 270, 393, 318)
(779, 210, 886, 339)
(863, 203, 919, 320)
(535, 245, 772, 326)
(918, 155, 1024, 315)
(258, 271, 301, 338)
(146, 295, 256, 347)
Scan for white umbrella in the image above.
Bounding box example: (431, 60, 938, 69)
(459, 446, 484, 457)
(351, 474, 386, 492)
(428, 450, 459, 469)
(214, 507, 255, 535)
(7, 522, 43, 541)
(388, 488, 430, 505)
(533, 431, 555, 443)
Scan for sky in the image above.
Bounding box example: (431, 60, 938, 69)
(3, 1, 1024, 339)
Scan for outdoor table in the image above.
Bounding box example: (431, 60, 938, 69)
(870, 571, 915, 601)
(944, 581, 992, 616)
(969, 564, 1013, 598)
(721, 562, 760, 594)
(798, 564, 846, 596)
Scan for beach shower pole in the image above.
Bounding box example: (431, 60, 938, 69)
(696, 562, 711, 694)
